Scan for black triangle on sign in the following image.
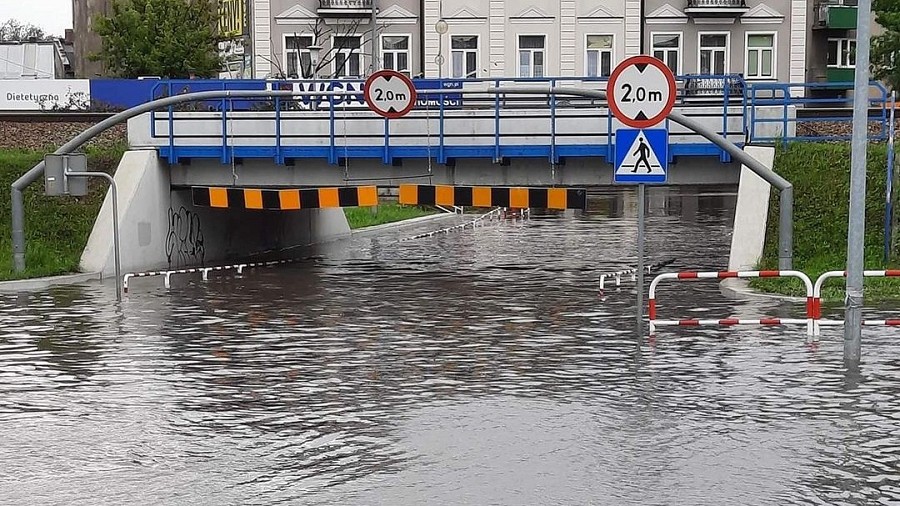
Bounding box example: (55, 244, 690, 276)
(635, 111, 649, 121)
(383, 75, 394, 81)
(635, 63, 648, 72)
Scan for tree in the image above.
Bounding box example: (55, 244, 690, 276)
(0, 19, 53, 41)
(91, 0, 223, 78)
(873, 0, 900, 89)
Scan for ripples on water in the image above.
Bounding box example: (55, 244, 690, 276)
(1, 187, 899, 505)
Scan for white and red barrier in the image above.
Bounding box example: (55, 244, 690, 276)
(811, 270, 900, 335)
(123, 257, 308, 293)
(649, 270, 815, 336)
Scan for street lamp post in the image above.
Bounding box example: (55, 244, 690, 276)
(435, 19, 448, 79)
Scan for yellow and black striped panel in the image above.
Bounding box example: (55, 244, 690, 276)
(398, 185, 586, 210)
(192, 186, 378, 210)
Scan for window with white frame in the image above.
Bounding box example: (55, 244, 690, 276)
(285, 35, 314, 78)
(382, 35, 410, 75)
(518, 35, 545, 77)
(586, 35, 613, 77)
(827, 38, 856, 68)
(652, 33, 680, 75)
(333, 35, 362, 78)
(699, 33, 728, 75)
(746, 33, 775, 79)
(451, 35, 478, 78)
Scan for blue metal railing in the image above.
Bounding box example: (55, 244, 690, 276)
(145, 75, 889, 166)
(745, 81, 889, 145)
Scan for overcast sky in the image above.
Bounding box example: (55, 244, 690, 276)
(0, 0, 73, 37)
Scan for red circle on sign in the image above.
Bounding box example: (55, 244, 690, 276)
(607, 55, 677, 129)
(364, 70, 418, 119)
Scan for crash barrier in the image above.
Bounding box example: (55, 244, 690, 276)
(649, 270, 815, 336)
(122, 257, 314, 293)
(812, 270, 900, 336)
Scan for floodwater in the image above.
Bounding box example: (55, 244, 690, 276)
(2, 186, 900, 505)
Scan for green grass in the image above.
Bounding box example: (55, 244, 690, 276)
(344, 203, 437, 229)
(0, 144, 127, 281)
(751, 142, 900, 300)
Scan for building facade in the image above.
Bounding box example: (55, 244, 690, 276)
(72, 0, 111, 77)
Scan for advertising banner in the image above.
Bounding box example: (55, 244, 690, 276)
(0, 80, 90, 110)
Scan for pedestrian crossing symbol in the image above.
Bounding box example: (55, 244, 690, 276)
(614, 128, 668, 184)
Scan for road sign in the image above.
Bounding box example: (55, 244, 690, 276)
(364, 70, 417, 119)
(614, 128, 668, 184)
(607, 55, 676, 129)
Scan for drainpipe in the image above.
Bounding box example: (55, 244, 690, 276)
(419, 0, 425, 76)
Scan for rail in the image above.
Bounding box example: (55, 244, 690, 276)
(122, 257, 313, 293)
(811, 270, 900, 335)
(141, 75, 748, 166)
(746, 81, 889, 145)
(648, 270, 815, 336)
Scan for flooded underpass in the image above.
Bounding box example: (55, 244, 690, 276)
(2, 185, 900, 505)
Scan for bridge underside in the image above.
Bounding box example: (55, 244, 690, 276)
(168, 155, 741, 188)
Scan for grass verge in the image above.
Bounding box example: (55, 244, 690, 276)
(344, 203, 437, 229)
(752, 142, 900, 300)
(0, 144, 127, 281)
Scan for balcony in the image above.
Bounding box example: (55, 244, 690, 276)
(317, 0, 373, 17)
(826, 67, 855, 84)
(814, 1, 857, 29)
(682, 75, 744, 100)
(684, 0, 749, 17)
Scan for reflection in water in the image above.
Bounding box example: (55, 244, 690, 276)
(1, 186, 899, 505)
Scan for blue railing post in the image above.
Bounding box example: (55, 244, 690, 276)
(606, 113, 613, 164)
(167, 102, 176, 164)
(439, 90, 446, 164)
(550, 78, 557, 164)
(275, 96, 282, 165)
(221, 97, 229, 164)
(383, 116, 391, 164)
(329, 94, 336, 165)
(494, 79, 501, 163)
(721, 75, 730, 162)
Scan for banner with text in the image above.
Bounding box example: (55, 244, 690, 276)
(0, 80, 90, 110)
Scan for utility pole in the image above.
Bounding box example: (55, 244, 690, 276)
(844, 0, 874, 363)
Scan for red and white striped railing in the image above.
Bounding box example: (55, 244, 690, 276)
(649, 270, 815, 336)
(812, 270, 900, 335)
(123, 257, 308, 293)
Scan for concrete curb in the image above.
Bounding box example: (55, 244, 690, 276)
(0, 271, 102, 292)
(719, 278, 806, 303)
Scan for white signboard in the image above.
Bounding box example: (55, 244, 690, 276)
(607, 56, 676, 129)
(0, 80, 91, 111)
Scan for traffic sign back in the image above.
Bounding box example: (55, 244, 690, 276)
(364, 70, 417, 118)
(607, 56, 676, 129)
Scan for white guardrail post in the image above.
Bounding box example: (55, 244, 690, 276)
(648, 270, 815, 336)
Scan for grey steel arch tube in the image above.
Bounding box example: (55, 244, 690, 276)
(490, 85, 794, 270)
(10, 89, 343, 272)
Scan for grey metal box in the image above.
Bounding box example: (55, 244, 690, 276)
(44, 154, 88, 197)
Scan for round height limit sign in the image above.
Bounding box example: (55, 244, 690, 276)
(607, 55, 676, 128)
(364, 70, 417, 119)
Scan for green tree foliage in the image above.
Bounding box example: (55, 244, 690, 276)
(873, 0, 900, 89)
(91, 0, 223, 78)
(0, 19, 51, 41)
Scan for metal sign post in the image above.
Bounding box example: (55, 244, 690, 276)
(44, 154, 122, 302)
(608, 56, 677, 336)
(845, 0, 874, 362)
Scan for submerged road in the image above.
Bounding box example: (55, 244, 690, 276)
(1, 186, 899, 505)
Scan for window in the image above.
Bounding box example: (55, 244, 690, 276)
(381, 35, 410, 75)
(699, 33, 728, 75)
(451, 35, 478, 78)
(586, 35, 613, 77)
(652, 33, 681, 75)
(746, 33, 775, 79)
(827, 38, 856, 68)
(518, 35, 545, 77)
(285, 35, 314, 78)
(334, 35, 362, 78)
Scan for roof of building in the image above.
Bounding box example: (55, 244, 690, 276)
(0, 41, 61, 79)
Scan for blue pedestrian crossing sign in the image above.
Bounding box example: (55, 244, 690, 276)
(614, 128, 668, 184)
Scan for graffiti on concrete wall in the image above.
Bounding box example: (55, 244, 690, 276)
(166, 206, 205, 268)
